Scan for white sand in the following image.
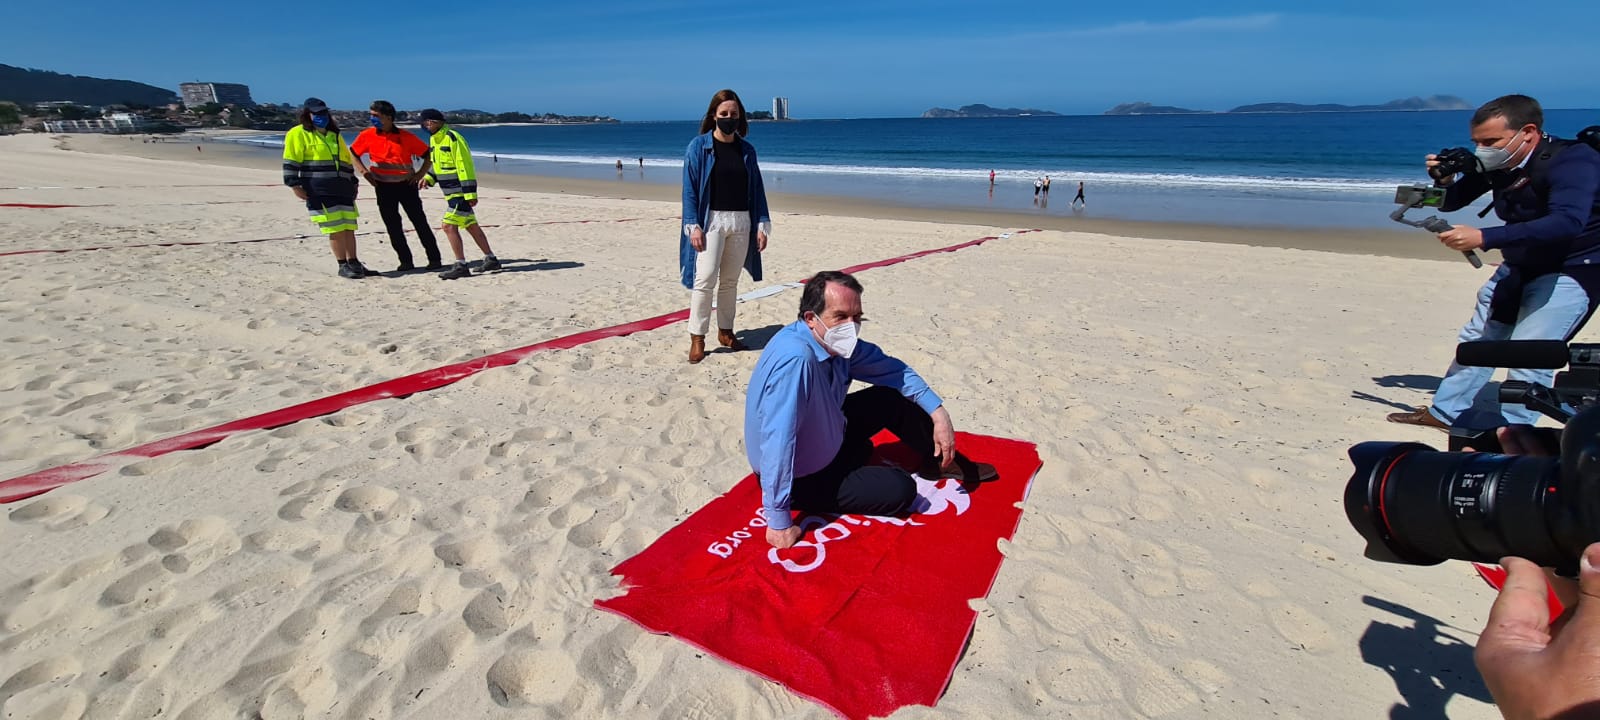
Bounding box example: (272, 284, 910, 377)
(0, 132, 1564, 718)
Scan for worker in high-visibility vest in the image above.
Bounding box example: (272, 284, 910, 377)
(282, 97, 374, 279)
(417, 108, 500, 280)
(351, 100, 442, 272)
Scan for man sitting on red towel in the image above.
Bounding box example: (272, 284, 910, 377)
(744, 270, 991, 550)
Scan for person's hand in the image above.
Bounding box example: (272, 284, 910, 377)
(756, 230, 768, 252)
(690, 227, 706, 252)
(1439, 225, 1485, 252)
(930, 406, 956, 468)
(361, 169, 377, 185)
(292, 187, 307, 200)
(416, 177, 431, 191)
(1425, 153, 1457, 187)
(767, 525, 803, 549)
(1499, 425, 1553, 456)
(1475, 543, 1600, 720)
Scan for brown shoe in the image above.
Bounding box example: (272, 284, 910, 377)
(688, 334, 706, 364)
(1386, 406, 1449, 431)
(717, 329, 748, 351)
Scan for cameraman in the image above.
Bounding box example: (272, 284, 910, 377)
(1389, 95, 1600, 431)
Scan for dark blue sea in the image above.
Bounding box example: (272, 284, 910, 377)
(236, 110, 1600, 230)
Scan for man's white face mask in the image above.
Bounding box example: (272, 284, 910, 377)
(818, 316, 860, 358)
(1475, 129, 1531, 172)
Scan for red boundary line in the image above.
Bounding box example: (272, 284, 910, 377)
(0, 229, 1039, 503)
(0, 216, 676, 258)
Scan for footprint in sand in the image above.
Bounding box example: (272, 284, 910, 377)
(101, 517, 242, 607)
(486, 649, 579, 708)
(335, 485, 420, 553)
(0, 656, 86, 719)
(7, 493, 110, 531)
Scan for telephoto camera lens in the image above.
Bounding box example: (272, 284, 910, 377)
(1343, 438, 1599, 574)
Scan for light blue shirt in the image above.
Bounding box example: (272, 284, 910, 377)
(743, 320, 943, 530)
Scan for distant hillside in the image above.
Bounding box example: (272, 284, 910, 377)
(1229, 95, 1471, 113)
(1103, 95, 1472, 116)
(0, 64, 177, 106)
(922, 104, 1060, 118)
(1103, 102, 1207, 116)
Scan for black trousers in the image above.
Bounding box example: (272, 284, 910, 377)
(791, 387, 938, 518)
(373, 182, 441, 267)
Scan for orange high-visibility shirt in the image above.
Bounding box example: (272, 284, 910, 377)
(350, 127, 431, 181)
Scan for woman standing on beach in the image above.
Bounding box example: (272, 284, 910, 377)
(282, 97, 373, 278)
(680, 89, 771, 364)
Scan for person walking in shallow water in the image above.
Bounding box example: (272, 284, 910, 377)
(1073, 181, 1086, 208)
(680, 88, 772, 364)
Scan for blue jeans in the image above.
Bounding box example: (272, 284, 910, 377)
(1430, 265, 1591, 427)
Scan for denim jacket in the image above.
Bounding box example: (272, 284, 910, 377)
(680, 131, 771, 289)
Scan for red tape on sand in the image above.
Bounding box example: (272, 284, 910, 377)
(0, 229, 1038, 503)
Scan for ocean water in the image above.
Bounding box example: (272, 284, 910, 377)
(236, 110, 1599, 230)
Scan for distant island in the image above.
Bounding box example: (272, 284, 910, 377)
(922, 104, 1061, 119)
(1104, 95, 1472, 115)
(1103, 102, 1207, 116)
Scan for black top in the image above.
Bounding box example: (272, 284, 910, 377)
(710, 138, 750, 212)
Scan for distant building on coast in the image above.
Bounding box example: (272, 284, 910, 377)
(180, 82, 254, 108)
(43, 112, 148, 134)
(772, 97, 790, 121)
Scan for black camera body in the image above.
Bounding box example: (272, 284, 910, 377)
(1346, 341, 1600, 575)
(1429, 146, 1483, 181)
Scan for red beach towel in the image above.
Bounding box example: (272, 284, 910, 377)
(595, 431, 1041, 719)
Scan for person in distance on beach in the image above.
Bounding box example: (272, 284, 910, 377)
(416, 109, 502, 280)
(680, 88, 772, 364)
(1073, 181, 1086, 208)
(282, 97, 375, 279)
(745, 271, 996, 549)
(350, 101, 442, 272)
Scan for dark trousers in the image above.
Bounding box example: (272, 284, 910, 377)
(791, 387, 937, 518)
(373, 181, 441, 267)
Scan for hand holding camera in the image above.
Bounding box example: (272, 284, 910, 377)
(1427, 146, 1483, 185)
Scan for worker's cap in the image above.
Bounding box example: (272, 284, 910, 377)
(418, 108, 446, 123)
(302, 97, 329, 113)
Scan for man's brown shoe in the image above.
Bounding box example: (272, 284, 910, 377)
(1386, 406, 1449, 431)
(688, 334, 707, 364)
(717, 329, 748, 351)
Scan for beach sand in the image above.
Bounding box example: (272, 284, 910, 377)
(0, 131, 1558, 718)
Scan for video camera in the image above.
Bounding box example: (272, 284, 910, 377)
(1428, 146, 1482, 181)
(1389, 184, 1483, 268)
(1345, 340, 1600, 575)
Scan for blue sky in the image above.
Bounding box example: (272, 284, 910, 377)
(7, 0, 1597, 119)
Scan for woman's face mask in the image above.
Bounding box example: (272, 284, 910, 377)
(714, 116, 740, 137)
(369, 115, 383, 129)
(310, 112, 330, 129)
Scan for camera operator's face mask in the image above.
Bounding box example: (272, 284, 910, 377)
(1474, 128, 1532, 172)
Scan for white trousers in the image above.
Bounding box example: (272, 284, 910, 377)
(688, 210, 751, 336)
